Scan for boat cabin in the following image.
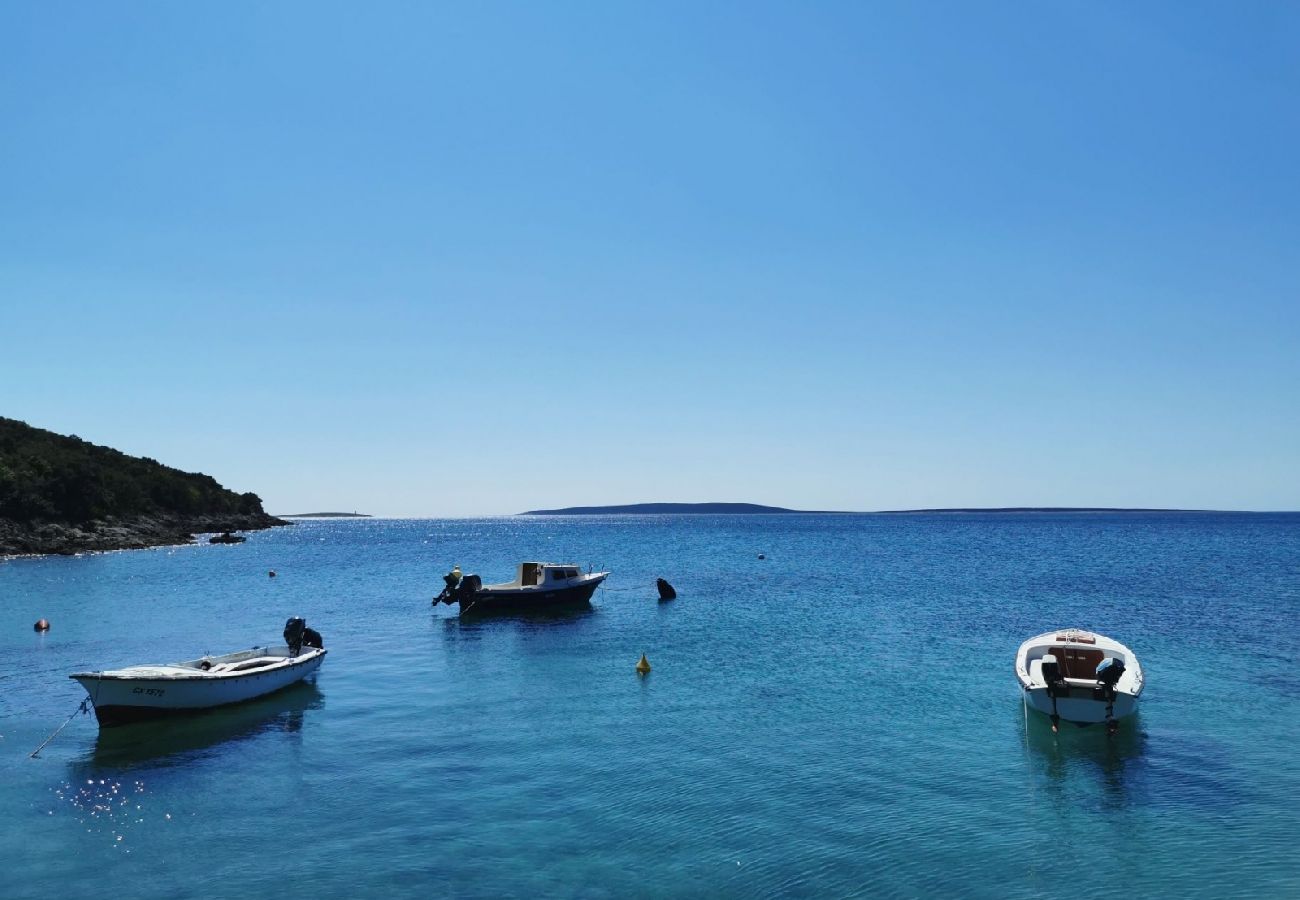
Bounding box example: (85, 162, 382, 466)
(515, 562, 583, 587)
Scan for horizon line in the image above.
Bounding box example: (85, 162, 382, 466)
(276, 506, 1299, 518)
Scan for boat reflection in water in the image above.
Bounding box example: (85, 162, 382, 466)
(439, 602, 598, 647)
(82, 681, 324, 768)
(1021, 702, 1148, 809)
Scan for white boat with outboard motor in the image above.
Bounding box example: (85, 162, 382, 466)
(70, 618, 326, 727)
(435, 562, 609, 615)
(1015, 629, 1144, 734)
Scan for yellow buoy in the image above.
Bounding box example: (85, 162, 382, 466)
(636, 653, 652, 674)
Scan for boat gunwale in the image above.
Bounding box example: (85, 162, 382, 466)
(1014, 630, 1144, 697)
(479, 572, 609, 594)
(69, 648, 327, 683)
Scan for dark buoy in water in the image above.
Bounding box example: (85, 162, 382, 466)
(656, 578, 676, 600)
(34, 619, 50, 632)
(757, 553, 766, 560)
(268, 570, 277, 578)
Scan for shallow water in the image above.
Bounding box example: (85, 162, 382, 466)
(2, 513, 1297, 898)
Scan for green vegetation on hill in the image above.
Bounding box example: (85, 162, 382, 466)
(0, 417, 266, 524)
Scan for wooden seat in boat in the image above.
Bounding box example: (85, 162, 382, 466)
(1050, 646, 1104, 679)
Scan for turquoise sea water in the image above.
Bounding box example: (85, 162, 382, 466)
(2, 513, 1297, 898)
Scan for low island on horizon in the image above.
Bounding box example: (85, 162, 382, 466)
(279, 512, 372, 518)
(520, 502, 1235, 516)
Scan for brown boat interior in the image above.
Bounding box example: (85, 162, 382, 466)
(1050, 646, 1105, 679)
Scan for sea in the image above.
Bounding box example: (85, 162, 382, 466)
(1, 513, 1297, 899)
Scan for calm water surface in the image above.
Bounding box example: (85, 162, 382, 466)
(2, 513, 1297, 898)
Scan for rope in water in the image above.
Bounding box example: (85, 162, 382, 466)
(29, 699, 90, 759)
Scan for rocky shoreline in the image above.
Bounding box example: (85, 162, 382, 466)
(0, 513, 289, 558)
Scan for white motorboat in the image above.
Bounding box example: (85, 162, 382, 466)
(70, 618, 326, 727)
(436, 562, 609, 615)
(1015, 629, 1144, 733)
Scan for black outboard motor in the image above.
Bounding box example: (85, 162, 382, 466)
(1096, 657, 1125, 689)
(656, 578, 677, 600)
(1040, 653, 1066, 732)
(1096, 656, 1126, 735)
(284, 617, 307, 656)
(1041, 654, 1063, 694)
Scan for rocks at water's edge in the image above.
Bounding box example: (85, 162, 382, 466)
(0, 512, 287, 558)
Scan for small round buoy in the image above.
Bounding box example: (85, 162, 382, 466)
(34, 619, 50, 632)
(268, 570, 277, 578)
(635, 653, 652, 675)
(757, 553, 766, 560)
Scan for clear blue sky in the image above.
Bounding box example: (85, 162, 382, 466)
(2, 2, 1296, 515)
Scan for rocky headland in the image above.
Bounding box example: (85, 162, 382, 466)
(0, 417, 287, 558)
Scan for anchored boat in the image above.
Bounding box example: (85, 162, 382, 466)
(436, 562, 608, 615)
(1015, 629, 1144, 733)
(70, 618, 326, 727)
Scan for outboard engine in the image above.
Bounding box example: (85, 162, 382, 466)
(438, 574, 482, 606)
(1096, 657, 1125, 687)
(1040, 653, 1066, 732)
(1096, 656, 1126, 735)
(1040, 654, 1063, 694)
(284, 617, 307, 656)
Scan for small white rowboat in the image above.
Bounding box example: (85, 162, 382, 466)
(1015, 629, 1144, 733)
(71, 618, 326, 728)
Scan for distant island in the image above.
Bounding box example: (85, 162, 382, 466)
(521, 502, 1225, 516)
(0, 417, 286, 557)
(521, 502, 822, 515)
(279, 512, 372, 518)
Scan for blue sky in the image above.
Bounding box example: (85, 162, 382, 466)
(2, 2, 1297, 515)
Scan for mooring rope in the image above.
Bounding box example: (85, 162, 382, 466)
(29, 699, 90, 759)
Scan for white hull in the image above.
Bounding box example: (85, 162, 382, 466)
(1024, 686, 1139, 724)
(1015, 629, 1143, 728)
(72, 645, 326, 727)
(440, 563, 609, 615)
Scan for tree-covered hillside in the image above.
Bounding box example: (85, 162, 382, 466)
(0, 417, 266, 524)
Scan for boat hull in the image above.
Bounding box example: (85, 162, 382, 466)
(1015, 629, 1143, 727)
(72, 650, 326, 727)
(1023, 685, 1139, 725)
(460, 578, 603, 615)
